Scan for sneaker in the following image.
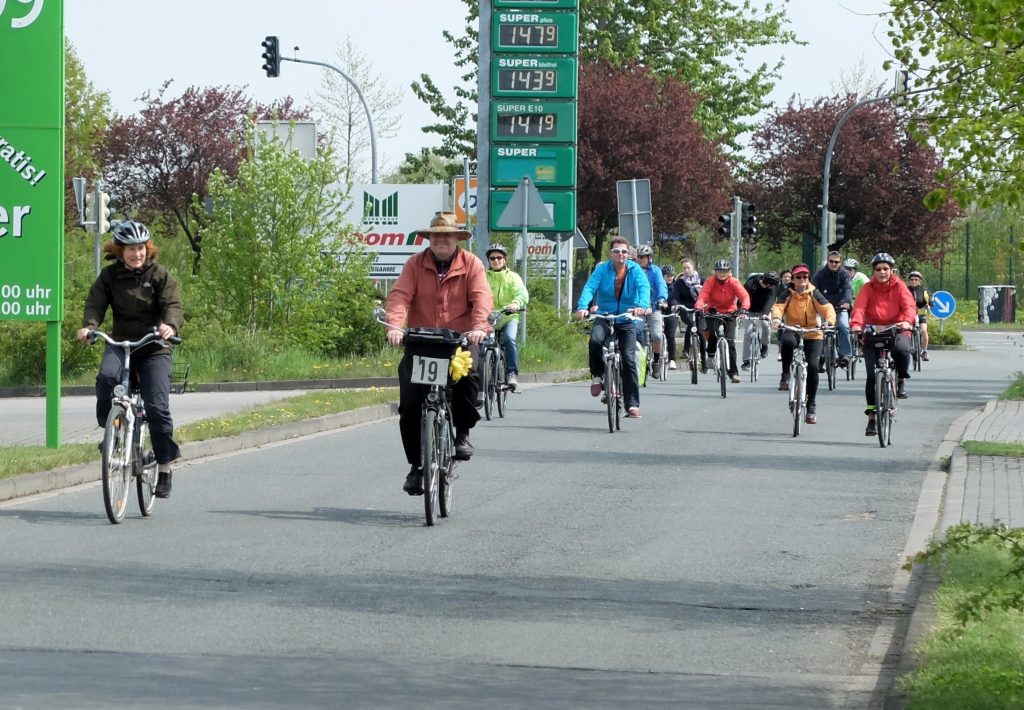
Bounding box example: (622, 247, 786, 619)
(454, 432, 473, 460)
(508, 373, 519, 390)
(475, 393, 484, 408)
(805, 404, 817, 425)
(897, 379, 908, 399)
(865, 418, 877, 436)
(706, 355, 717, 371)
(626, 406, 641, 418)
(778, 374, 790, 391)
(668, 360, 677, 370)
(921, 350, 929, 361)
(740, 360, 751, 371)
(155, 470, 172, 499)
(730, 373, 741, 383)
(590, 377, 603, 397)
(777, 353, 782, 362)
(403, 467, 424, 496)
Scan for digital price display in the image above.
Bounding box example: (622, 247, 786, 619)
(491, 57, 577, 98)
(491, 101, 576, 143)
(492, 12, 577, 54)
(498, 112, 557, 137)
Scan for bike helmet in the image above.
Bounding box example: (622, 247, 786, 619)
(908, 270, 922, 279)
(112, 221, 150, 245)
(714, 258, 731, 271)
(871, 252, 896, 267)
(661, 264, 676, 277)
(636, 245, 653, 258)
(843, 258, 858, 269)
(486, 245, 507, 258)
(760, 270, 779, 285)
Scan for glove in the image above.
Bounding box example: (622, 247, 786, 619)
(449, 347, 473, 382)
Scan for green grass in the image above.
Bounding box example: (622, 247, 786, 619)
(961, 440, 1024, 457)
(0, 388, 396, 480)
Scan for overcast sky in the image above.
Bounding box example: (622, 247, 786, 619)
(64, 0, 895, 173)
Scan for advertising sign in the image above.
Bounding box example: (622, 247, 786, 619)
(346, 184, 447, 279)
(0, 0, 64, 322)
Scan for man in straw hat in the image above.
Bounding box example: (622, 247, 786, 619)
(385, 211, 493, 496)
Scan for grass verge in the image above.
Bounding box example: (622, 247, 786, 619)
(0, 387, 397, 481)
(961, 439, 1024, 457)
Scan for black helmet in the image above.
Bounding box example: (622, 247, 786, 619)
(714, 258, 731, 271)
(636, 245, 653, 258)
(661, 264, 676, 277)
(112, 221, 150, 246)
(486, 245, 507, 258)
(871, 252, 896, 267)
(760, 270, 779, 285)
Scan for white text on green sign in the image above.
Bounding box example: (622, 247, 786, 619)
(490, 146, 576, 188)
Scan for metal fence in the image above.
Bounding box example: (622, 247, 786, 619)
(916, 220, 1021, 302)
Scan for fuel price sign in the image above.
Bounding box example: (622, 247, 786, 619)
(491, 101, 576, 143)
(492, 11, 578, 54)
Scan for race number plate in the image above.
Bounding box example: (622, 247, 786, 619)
(410, 355, 449, 385)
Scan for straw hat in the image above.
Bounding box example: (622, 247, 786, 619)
(424, 211, 471, 240)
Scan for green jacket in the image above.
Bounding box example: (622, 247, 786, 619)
(485, 267, 529, 329)
(83, 259, 184, 356)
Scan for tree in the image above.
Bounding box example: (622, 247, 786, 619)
(99, 82, 308, 272)
(577, 60, 733, 261)
(746, 96, 961, 263)
(310, 37, 402, 185)
(388, 148, 463, 184)
(886, 1, 1024, 207)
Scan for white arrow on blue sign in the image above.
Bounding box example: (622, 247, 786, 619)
(930, 290, 956, 319)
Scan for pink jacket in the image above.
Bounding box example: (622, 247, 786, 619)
(695, 276, 750, 313)
(850, 275, 916, 330)
(386, 248, 493, 333)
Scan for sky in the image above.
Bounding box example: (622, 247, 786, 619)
(64, 0, 896, 175)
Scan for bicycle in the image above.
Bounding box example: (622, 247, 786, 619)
(910, 321, 924, 372)
(846, 330, 863, 381)
(376, 311, 464, 526)
(779, 324, 827, 438)
(704, 311, 745, 399)
(87, 329, 181, 524)
(480, 306, 526, 421)
(637, 319, 654, 387)
(744, 315, 768, 383)
(674, 305, 704, 385)
(821, 326, 839, 391)
(659, 311, 677, 382)
(588, 313, 641, 433)
(863, 324, 902, 448)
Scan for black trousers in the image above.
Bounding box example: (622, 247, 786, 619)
(95, 347, 181, 465)
(863, 333, 912, 408)
(663, 312, 678, 360)
(398, 344, 480, 467)
(779, 335, 824, 405)
(588, 319, 640, 409)
(705, 317, 739, 376)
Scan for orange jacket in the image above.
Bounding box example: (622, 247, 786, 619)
(386, 248, 493, 333)
(850, 275, 916, 330)
(770, 284, 836, 340)
(694, 275, 750, 313)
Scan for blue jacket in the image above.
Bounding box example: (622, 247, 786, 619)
(577, 259, 651, 316)
(812, 265, 852, 308)
(641, 263, 669, 303)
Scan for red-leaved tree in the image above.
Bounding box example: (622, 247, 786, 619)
(746, 96, 961, 263)
(577, 60, 733, 262)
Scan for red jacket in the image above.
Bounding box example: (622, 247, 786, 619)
(695, 276, 750, 313)
(386, 248, 493, 333)
(850, 275, 916, 330)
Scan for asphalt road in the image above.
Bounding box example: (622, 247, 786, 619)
(0, 332, 1018, 708)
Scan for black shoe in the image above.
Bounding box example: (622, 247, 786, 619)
(454, 432, 473, 460)
(740, 360, 751, 371)
(155, 470, 172, 499)
(778, 374, 790, 391)
(838, 356, 849, 368)
(760, 346, 769, 359)
(865, 419, 877, 436)
(805, 403, 817, 424)
(897, 379, 908, 399)
(403, 467, 424, 496)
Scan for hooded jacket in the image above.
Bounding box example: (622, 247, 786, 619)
(386, 247, 493, 333)
(771, 283, 836, 341)
(485, 267, 529, 329)
(850, 274, 917, 330)
(694, 275, 750, 314)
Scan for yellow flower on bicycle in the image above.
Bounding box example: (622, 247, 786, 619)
(449, 347, 473, 382)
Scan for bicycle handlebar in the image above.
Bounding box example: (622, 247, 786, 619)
(87, 330, 181, 349)
(586, 312, 643, 322)
(778, 323, 831, 335)
(487, 306, 527, 325)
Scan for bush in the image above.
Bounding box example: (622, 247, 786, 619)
(931, 325, 964, 345)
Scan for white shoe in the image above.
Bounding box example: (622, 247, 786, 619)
(507, 373, 518, 391)
(668, 360, 677, 370)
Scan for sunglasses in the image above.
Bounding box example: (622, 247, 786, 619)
(488, 255, 504, 261)
(792, 274, 809, 280)
(610, 248, 629, 254)
(828, 260, 841, 265)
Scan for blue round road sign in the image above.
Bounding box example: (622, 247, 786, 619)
(930, 290, 956, 319)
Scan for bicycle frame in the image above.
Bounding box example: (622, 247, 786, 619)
(779, 324, 826, 437)
(673, 305, 703, 385)
(863, 324, 902, 448)
(704, 312, 744, 398)
(588, 313, 640, 432)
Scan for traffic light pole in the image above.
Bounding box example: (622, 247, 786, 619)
(732, 195, 741, 275)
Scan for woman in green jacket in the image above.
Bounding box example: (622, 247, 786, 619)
(484, 245, 529, 390)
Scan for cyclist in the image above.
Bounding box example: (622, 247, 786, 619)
(634, 245, 669, 376)
(695, 259, 750, 383)
(575, 236, 651, 418)
(484, 245, 529, 390)
(385, 211, 493, 495)
(812, 251, 853, 367)
(669, 258, 705, 371)
(76, 221, 183, 499)
(661, 265, 679, 369)
(844, 258, 869, 301)
(741, 270, 779, 369)
(771, 264, 836, 424)
(850, 253, 916, 437)
(906, 270, 931, 361)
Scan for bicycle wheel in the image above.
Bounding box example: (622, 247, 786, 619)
(495, 350, 508, 418)
(101, 404, 132, 524)
(421, 408, 440, 525)
(438, 410, 454, 518)
(658, 338, 669, 382)
(614, 363, 623, 431)
(912, 330, 922, 371)
(749, 330, 760, 382)
(688, 331, 699, 384)
(826, 337, 837, 391)
(605, 357, 617, 434)
(481, 348, 494, 421)
(718, 339, 728, 398)
(791, 366, 804, 437)
(875, 371, 890, 449)
(135, 418, 157, 517)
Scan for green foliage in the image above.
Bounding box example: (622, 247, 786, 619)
(930, 325, 963, 345)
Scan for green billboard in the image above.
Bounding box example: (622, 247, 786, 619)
(0, 0, 64, 322)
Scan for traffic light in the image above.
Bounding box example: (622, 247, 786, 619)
(717, 213, 731, 238)
(97, 191, 111, 234)
(741, 202, 757, 238)
(261, 36, 280, 78)
(834, 212, 845, 243)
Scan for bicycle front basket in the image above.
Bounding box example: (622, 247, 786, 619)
(404, 327, 464, 360)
